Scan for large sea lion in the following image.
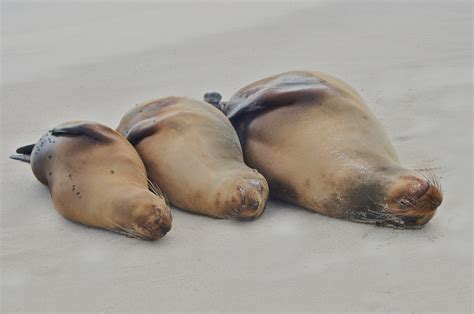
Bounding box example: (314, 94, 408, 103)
(10, 121, 172, 240)
(204, 71, 443, 228)
(117, 97, 269, 219)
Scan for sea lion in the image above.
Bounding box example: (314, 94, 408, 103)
(204, 71, 443, 228)
(117, 97, 269, 219)
(10, 121, 172, 240)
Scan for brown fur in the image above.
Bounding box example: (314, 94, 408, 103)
(218, 71, 443, 228)
(117, 97, 269, 220)
(24, 121, 172, 240)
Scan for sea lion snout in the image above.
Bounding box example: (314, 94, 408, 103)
(386, 174, 443, 227)
(221, 175, 269, 220)
(132, 203, 172, 240)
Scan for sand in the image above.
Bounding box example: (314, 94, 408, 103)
(1, 1, 472, 312)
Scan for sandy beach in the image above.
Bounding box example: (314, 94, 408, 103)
(1, 1, 472, 312)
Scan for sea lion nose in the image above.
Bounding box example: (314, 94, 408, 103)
(399, 179, 430, 208)
(133, 203, 172, 240)
(235, 183, 264, 219)
(391, 176, 443, 212)
(225, 177, 268, 220)
(158, 213, 172, 236)
(384, 175, 443, 228)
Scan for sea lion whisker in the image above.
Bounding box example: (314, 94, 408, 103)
(101, 225, 140, 239)
(420, 171, 432, 187)
(365, 208, 406, 224)
(420, 170, 441, 194)
(356, 208, 391, 222)
(432, 170, 443, 193)
(106, 221, 139, 238)
(103, 216, 145, 239)
(134, 168, 169, 207)
(146, 177, 161, 196)
(428, 168, 443, 193)
(146, 177, 170, 206)
(366, 208, 389, 217)
(422, 168, 441, 195)
(426, 169, 436, 187)
(132, 167, 160, 197)
(351, 217, 388, 225)
(100, 222, 142, 239)
(361, 206, 404, 224)
(123, 227, 142, 239)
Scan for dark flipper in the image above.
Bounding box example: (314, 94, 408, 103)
(203, 91, 222, 106)
(219, 71, 328, 120)
(124, 118, 160, 146)
(10, 143, 35, 163)
(16, 144, 35, 155)
(203, 92, 227, 111)
(10, 153, 31, 163)
(51, 121, 114, 143)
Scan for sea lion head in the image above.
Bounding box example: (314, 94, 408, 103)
(382, 170, 443, 228)
(109, 187, 172, 240)
(215, 167, 269, 220)
(343, 167, 443, 229)
(132, 203, 172, 240)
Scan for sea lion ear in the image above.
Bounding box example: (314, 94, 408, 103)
(123, 118, 159, 146)
(50, 121, 114, 143)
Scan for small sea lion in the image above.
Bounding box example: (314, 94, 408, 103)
(204, 71, 443, 228)
(117, 97, 269, 219)
(11, 121, 172, 240)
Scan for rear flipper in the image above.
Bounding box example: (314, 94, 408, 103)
(10, 121, 115, 163)
(203, 92, 226, 110)
(10, 144, 35, 163)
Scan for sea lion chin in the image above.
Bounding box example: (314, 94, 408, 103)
(205, 71, 443, 228)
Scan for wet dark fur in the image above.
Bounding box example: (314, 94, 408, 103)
(342, 181, 387, 221)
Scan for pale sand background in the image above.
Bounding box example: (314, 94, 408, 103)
(1, 0, 472, 312)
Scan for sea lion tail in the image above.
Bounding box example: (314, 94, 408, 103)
(10, 144, 34, 163)
(203, 91, 226, 110)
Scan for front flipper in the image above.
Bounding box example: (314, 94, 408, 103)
(123, 110, 187, 146)
(224, 71, 329, 120)
(124, 118, 160, 146)
(51, 121, 115, 143)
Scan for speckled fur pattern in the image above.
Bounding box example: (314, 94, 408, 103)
(14, 121, 172, 240)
